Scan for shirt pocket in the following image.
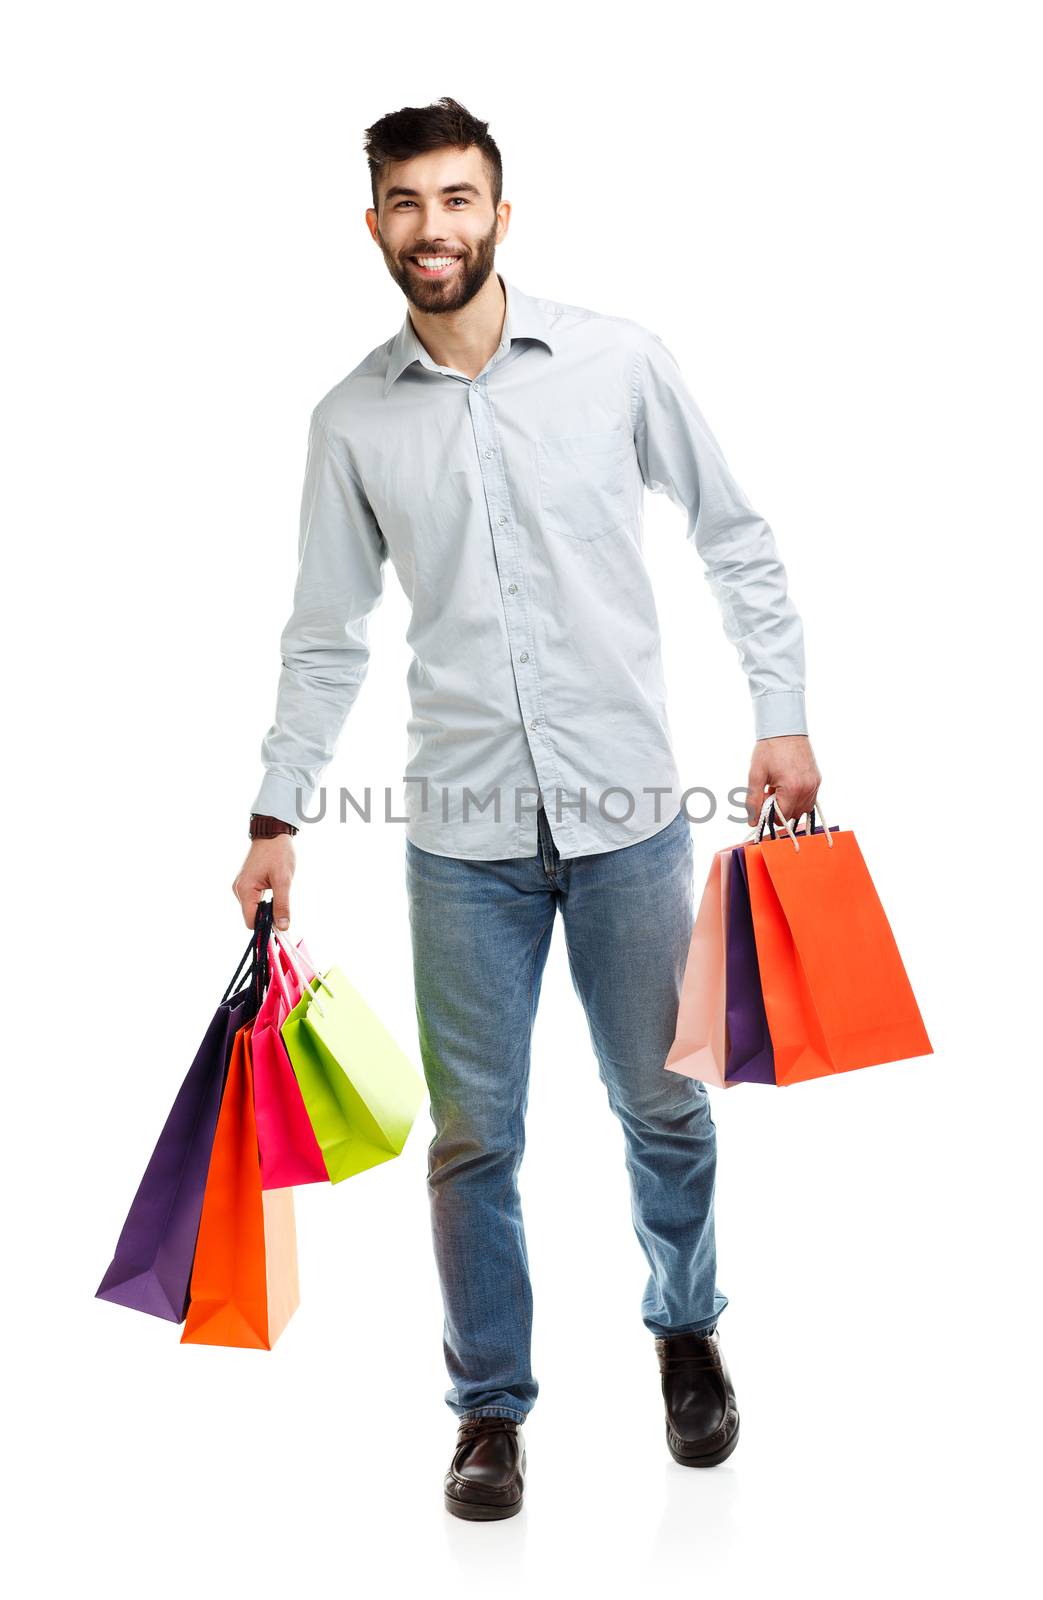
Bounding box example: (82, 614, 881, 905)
(536, 427, 629, 541)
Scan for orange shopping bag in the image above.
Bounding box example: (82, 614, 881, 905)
(665, 844, 734, 1088)
(743, 798, 933, 1085)
(182, 1022, 299, 1349)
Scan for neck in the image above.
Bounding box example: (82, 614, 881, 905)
(408, 271, 506, 381)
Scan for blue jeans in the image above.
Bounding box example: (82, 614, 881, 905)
(404, 801, 728, 1423)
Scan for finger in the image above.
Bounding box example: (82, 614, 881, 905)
(744, 770, 771, 828)
(802, 788, 822, 831)
(781, 790, 818, 832)
(271, 875, 292, 932)
(771, 788, 799, 828)
(231, 875, 258, 931)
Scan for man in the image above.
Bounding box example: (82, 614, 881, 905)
(233, 96, 821, 1520)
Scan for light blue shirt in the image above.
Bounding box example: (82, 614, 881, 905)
(251, 275, 808, 859)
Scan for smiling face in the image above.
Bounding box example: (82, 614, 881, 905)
(366, 144, 509, 315)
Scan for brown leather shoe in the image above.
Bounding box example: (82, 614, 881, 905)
(444, 1415, 526, 1520)
(655, 1328, 740, 1467)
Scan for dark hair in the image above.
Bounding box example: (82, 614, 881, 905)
(363, 96, 503, 213)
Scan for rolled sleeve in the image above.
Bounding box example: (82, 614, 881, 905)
(250, 408, 389, 825)
(630, 328, 808, 738)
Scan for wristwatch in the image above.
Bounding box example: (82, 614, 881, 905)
(249, 813, 299, 840)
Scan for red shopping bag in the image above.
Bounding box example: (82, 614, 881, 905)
(744, 802, 932, 1085)
(182, 1022, 300, 1349)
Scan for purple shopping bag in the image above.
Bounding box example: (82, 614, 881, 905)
(724, 845, 777, 1084)
(725, 816, 841, 1084)
(95, 903, 273, 1322)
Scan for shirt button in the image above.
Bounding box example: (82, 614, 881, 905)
(507, 582, 518, 594)
(519, 652, 529, 663)
(484, 448, 495, 459)
(530, 718, 540, 730)
(497, 514, 507, 526)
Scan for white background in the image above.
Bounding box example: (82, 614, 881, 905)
(4, 2, 1040, 1594)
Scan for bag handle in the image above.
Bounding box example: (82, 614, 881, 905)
(743, 793, 833, 853)
(221, 933, 256, 1004)
(265, 934, 295, 1012)
(791, 803, 832, 844)
(742, 792, 790, 846)
(221, 898, 274, 1005)
(270, 924, 336, 1018)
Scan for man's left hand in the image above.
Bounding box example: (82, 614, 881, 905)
(744, 734, 822, 829)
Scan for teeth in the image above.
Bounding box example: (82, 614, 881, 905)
(415, 256, 458, 269)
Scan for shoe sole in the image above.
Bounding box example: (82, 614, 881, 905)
(667, 1419, 740, 1468)
(444, 1492, 523, 1520)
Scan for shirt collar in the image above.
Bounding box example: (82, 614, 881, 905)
(383, 274, 555, 395)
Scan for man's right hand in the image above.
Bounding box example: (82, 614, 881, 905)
(232, 837, 296, 930)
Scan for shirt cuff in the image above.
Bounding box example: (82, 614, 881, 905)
(752, 690, 808, 739)
(249, 773, 309, 829)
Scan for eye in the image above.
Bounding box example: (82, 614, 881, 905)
(393, 197, 470, 209)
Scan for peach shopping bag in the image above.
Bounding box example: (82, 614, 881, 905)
(664, 844, 735, 1088)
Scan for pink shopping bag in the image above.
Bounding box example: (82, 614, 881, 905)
(273, 934, 317, 994)
(252, 935, 329, 1189)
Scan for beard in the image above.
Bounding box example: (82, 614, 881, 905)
(377, 217, 499, 315)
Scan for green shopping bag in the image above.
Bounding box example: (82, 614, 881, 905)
(277, 939, 425, 1183)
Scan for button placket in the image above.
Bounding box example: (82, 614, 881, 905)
(468, 381, 576, 853)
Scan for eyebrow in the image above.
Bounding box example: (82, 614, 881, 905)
(383, 182, 483, 202)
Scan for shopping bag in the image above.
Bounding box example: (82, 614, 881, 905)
(252, 939, 329, 1190)
(744, 804, 932, 1084)
(724, 844, 777, 1084)
(665, 846, 734, 1087)
(181, 1020, 299, 1349)
(278, 937, 426, 1182)
(95, 904, 273, 1322)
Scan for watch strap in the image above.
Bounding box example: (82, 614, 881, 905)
(249, 813, 299, 840)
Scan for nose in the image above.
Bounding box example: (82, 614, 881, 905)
(413, 198, 456, 240)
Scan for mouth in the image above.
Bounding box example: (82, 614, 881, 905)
(409, 254, 463, 279)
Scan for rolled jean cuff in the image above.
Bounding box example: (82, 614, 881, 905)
(457, 1406, 528, 1423)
